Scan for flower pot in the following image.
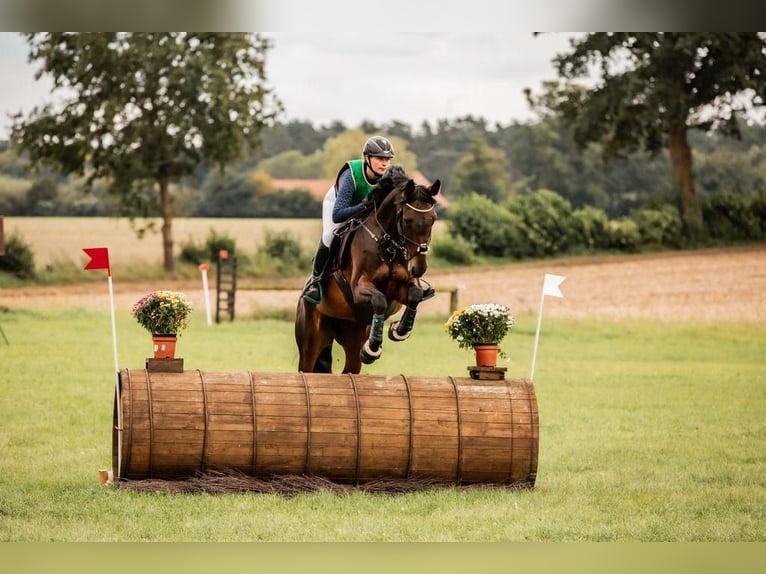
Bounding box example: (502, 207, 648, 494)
(152, 334, 177, 359)
(473, 343, 498, 368)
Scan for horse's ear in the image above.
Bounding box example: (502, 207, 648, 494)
(404, 179, 416, 197)
(429, 180, 441, 196)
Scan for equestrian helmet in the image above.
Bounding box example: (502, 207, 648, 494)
(363, 136, 395, 158)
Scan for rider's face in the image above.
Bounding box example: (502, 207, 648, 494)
(367, 156, 392, 177)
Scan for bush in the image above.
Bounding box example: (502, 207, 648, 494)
(0, 234, 36, 279)
(179, 228, 237, 265)
(573, 205, 611, 250)
(605, 218, 641, 252)
(248, 230, 308, 277)
(447, 193, 523, 258)
(431, 233, 475, 265)
(703, 189, 764, 241)
(252, 189, 321, 218)
(504, 189, 579, 258)
(632, 204, 684, 248)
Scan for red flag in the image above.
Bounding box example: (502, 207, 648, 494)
(83, 247, 111, 275)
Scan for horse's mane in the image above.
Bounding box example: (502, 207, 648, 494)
(367, 164, 436, 209)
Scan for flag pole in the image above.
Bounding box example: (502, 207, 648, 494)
(529, 273, 566, 381)
(529, 289, 546, 380)
(199, 263, 213, 326)
(83, 247, 121, 481)
(107, 273, 119, 373)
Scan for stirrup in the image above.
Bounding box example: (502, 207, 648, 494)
(419, 279, 436, 301)
(302, 279, 323, 304)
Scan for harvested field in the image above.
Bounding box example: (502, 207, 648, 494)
(3, 245, 764, 324)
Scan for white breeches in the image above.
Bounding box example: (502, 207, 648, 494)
(321, 185, 338, 248)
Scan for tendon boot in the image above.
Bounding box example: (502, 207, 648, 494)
(302, 241, 331, 304)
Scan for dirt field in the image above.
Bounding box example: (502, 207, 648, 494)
(3, 245, 765, 324)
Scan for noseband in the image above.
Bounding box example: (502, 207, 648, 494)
(360, 199, 436, 264)
(398, 202, 435, 258)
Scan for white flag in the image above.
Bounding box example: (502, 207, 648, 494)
(542, 273, 566, 298)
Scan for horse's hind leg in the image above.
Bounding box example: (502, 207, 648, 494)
(315, 344, 333, 373)
(388, 283, 424, 342)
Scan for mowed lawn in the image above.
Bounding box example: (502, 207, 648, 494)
(0, 303, 764, 542)
(2, 217, 765, 550)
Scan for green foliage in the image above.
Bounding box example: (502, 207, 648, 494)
(252, 189, 321, 218)
(257, 149, 325, 179)
(196, 171, 255, 217)
(504, 189, 578, 257)
(572, 205, 611, 250)
(447, 193, 523, 257)
(179, 228, 237, 265)
(430, 233, 475, 265)
(605, 218, 641, 252)
(320, 129, 418, 179)
(448, 132, 511, 202)
(247, 229, 309, 276)
(11, 32, 281, 271)
(0, 146, 30, 178)
(24, 178, 59, 215)
(131, 290, 193, 335)
(533, 32, 766, 233)
(632, 204, 684, 248)
(703, 189, 765, 241)
(0, 233, 36, 279)
(0, 174, 28, 214)
(444, 303, 514, 349)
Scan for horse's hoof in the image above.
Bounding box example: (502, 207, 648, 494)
(387, 321, 411, 342)
(360, 341, 382, 364)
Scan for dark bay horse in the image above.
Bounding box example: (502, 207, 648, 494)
(295, 165, 441, 373)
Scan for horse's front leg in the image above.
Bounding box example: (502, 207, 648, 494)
(355, 285, 387, 364)
(388, 282, 424, 342)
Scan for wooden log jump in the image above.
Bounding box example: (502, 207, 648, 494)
(113, 369, 538, 487)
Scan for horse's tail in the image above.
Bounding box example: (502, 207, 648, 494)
(294, 296, 333, 373)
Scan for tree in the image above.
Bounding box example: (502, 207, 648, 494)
(320, 129, 417, 180)
(11, 32, 281, 271)
(449, 132, 511, 202)
(532, 32, 766, 235)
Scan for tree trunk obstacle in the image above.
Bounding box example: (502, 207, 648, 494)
(113, 369, 538, 488)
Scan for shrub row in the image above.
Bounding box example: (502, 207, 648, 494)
(443, 188, 766, 261)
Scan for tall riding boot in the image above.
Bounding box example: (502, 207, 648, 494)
(302, 241, 331, 303)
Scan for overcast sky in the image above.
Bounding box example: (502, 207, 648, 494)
(0, 32, 580, 138)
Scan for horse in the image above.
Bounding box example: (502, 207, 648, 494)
(295, 165, 441, 374)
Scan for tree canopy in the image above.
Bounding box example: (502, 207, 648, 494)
(11, 32, 281, 271)
(532, 32, 766, 235)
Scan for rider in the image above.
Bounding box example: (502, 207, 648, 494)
(302, 135, 395, 303)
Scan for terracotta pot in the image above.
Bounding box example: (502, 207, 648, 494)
(152, 334, 177, 359)
(473, 343, 498, 367)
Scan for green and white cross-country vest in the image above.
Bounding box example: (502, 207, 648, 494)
(336, 158, 376, 205)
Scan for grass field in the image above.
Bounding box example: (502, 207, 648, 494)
(1, 305, 764, 542)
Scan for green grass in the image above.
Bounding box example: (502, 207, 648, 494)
(0, 306, 764, 541)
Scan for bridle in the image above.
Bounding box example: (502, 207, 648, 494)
(359, 198, 436, 265)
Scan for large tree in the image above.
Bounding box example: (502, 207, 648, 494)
(11, 32, 281, 271)
(449, 132, 511, 202)
(532, 32, 766, 235)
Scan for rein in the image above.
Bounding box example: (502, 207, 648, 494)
(359, 200, 435, 264)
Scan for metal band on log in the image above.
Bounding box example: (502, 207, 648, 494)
(113, 369, 538, 487)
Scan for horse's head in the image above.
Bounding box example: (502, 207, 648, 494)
(368, 165, 441, 278)
(396, 177, 440, 278)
